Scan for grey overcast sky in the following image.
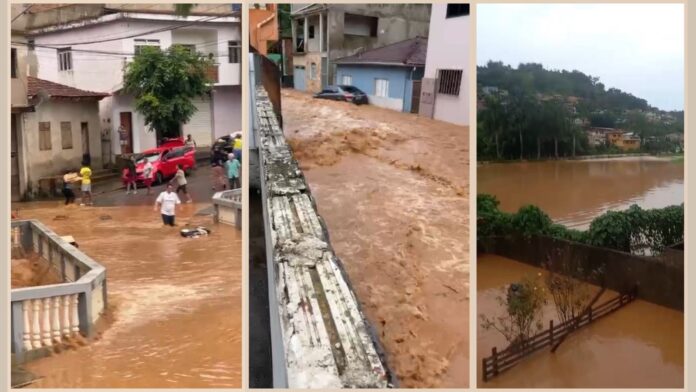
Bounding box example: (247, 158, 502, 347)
(477, 3, 684, 111)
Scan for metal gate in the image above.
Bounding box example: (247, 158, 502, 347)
(411, 80, 422, 114)
(293, 66, 306, 91)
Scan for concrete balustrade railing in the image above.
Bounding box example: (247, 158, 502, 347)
(10, 220, 107, 363)
(212, 189, 242, 229)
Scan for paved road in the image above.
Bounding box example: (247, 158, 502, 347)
(91, 164, 222, 208)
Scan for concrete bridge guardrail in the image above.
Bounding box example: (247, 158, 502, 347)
(10, 219, 107, 363)
(212, 189, 242, 229)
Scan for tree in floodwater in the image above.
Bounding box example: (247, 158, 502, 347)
(542, 249, 605, 326)
(481, 275, 546, 347)
(123, 45, 214, 140)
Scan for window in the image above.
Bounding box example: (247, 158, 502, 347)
(61, 122, 73, 150)
(228, 41, 241, 63)
(58, 48, 72, 71)
(344, 14, 379, 37)
(341, 75, 352, 85)
(177, 44, 197, 54)
(308, 25, 315, 39)
(310, 63, 317, 80)
(446, 4, 470, 18)
(11, 48, 17, 78)
(375, 78, 389, 97)
(134, 39, 160, 55)
(39, 122, 52, 151)
(437, 69, 463, 96)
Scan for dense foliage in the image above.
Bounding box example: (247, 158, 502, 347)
(477, 61, 684, 161)
(123, 45, 214, 140)
(477, 193, 683, 255)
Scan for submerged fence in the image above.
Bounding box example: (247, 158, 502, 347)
(482, 286, 638, 382)
(10, 220, 107, 363)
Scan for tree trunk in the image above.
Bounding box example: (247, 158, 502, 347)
(537, 137, 541, 159)
(519, 129, 524, 161)
(554, 137, 559, 159)
(495, 133, 501, 160)
(572, 134, 576, 157)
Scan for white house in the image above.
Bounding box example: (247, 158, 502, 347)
(27, 8, 242, 163)
(419, 4, 470, 126)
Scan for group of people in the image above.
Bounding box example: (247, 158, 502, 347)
(62, 159, 93, 206)
(211, 133, 242, 191)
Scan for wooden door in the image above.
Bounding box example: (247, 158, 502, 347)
(411, 80, 422, 114)
(81, 122, 90, 155)
(119, 112, 133, 154)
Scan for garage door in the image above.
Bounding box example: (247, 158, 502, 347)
(183, 97, 213, 147)
(294, 66, 306, 91)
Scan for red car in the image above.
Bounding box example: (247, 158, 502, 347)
(122, 145, 197, 185)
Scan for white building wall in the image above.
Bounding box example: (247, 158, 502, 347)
(423, 4, 470, 126)
(21, 100, 103, 191)
(212, 85, 242, 139)
(31, 16, 241, 155)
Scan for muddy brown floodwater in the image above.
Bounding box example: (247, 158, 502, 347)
(478, 157, 684, 228)
(282, 89, 469, 388)
(13, 201, 241, 388)
(477, 254, 684, 388)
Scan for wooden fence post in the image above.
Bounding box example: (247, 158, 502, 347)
(549, 319, 554, 345)
(492, 347, 499, 377)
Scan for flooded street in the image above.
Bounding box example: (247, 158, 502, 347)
(282, 89, 469, 387)
(477, 254, 684, 388)
(13, 172, 241, 387)
(478, 158, 684, 228)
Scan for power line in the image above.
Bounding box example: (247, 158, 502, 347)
(11, 5, 34, 23)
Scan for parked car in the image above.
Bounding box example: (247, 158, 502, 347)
(313, 85, 368, 105)
(122, 145, 196, 185)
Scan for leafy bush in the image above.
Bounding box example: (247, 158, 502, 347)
(477, 193, 683, 255)
(512, 205, 552, 236)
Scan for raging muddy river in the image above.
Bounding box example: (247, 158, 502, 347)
(477, 254, 684, 388)
(12, 200, 241, 388)
(478, 157, 684, 228)
(282, 89, 469, 387)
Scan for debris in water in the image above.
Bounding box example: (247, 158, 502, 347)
(99, 215, 112, 220)
(180, 227, 211, 238)
(54, 215, 68, 221)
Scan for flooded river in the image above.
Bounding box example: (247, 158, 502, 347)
(13, 200, 241, 388)
(478, 157, 684, 228)
(477, 254, 684, 388)
(282, 89, 469, 388)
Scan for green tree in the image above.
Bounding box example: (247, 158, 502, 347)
(123, 45, 214, 140)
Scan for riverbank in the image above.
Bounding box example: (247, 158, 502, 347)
(478, 153, 682, 165)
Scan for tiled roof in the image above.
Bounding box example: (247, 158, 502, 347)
(334, 37, 428, 67)
(27, 77, 109, 100)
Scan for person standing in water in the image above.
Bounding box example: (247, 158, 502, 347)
(125, 155, 138, 194)
(79, 161, 93, 206)
(62, 170, 77, 205)
(142, 158, 154, 195)
(154, 183, 181, 226)
(172, 165, 193, 203)
(226, 155, 241, 189)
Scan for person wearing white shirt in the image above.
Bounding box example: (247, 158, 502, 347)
(154, 183, 181, 226)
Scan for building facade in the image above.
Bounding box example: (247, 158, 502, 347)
(334, 37, 426, 112)
(290, 4, 431, 93)
(26, 6, 242, 163)
(249, 4, 279, 55)
(419, 3, 470, 126)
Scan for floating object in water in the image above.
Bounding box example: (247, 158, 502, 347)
(61, 236, 78, 248)
(180, 227, 211, 238)
(99, 215, 112, 220)
(54, 215, 68, 221)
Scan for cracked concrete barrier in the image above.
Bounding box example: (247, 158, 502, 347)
(255, 86, 393, 388)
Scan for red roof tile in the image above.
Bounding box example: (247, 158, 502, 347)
(334, 37, 428, 67)
(27, 77, 109, 100)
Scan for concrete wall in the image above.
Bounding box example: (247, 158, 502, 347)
(422, 4, 469, 126)
(10, 35, 29, 107)
(479, 234, 684, 310)
(21, 99, 103, 194)
(292, 53, 324, 93)
(336, 64, 418, 112)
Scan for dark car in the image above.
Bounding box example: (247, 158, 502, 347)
(313, 85, 368, 105)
